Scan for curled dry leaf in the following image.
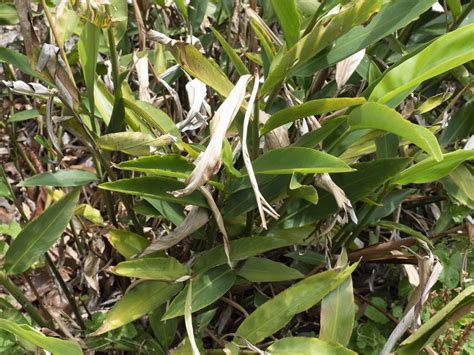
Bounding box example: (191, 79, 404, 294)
(1, 80, 51, 96)
(314, 173, 358, 224)
(381, 248, 442, 355)
(200, 186, 231, 266)
(36, 44, 79, 108)
(171, 74, 251, 197)
(335, 49, 366, 90)
(260, 111, 290, 150)
(135, 53, 152, 103)
(141, 206, 209, 255)
(241, 75, 279, 229)
(178, 79, 208, 131)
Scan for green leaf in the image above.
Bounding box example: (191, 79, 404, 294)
(348, 102, 443, 161)
(398, 285, 474, 354)
(0, 318, 81, 355)
(94, 282, 182, 335)
(112, 257, 189, 281)
(117, 155, 194, 179)
(162, 266, 236, 320)
(235, 263, 357, 344)
(299, 0, 436, 74)
(0, 48, 48, 82)
(99, 177, 208, 207)
(261, 0, 382, 95)
(266, 337, 355, 354)
(211, 27, 249, 76)
(320, 276, 354, 346)
(4, 189, 80, 274)
(393, 150, 474, 185)
(123, 98, 181, 140)
(193, 235, 305, 274)
(261, 98, 365, 135)
(109, 0, 128, 42)
(8, 109, 41, 123)
(288, 173, 319, 205)
(446, 164, 474, 201)
(78, 21, 100, 119)
(251, 147, 353, 175)
(0, 4, 19, 25)
(446, 0, 462, 18)
(270, 0, 300, 47)
(238, 257, 304, 282)
(278, 158, 412, 228)
(18, 170, 98, 187)
(369, 24, 474, 105)
(175, 43, 234, 97)
(174, 0, 188, 19)
(97, 132, 174, 156)
(439, 100, 474, 146)
(108, 229, 150, 259)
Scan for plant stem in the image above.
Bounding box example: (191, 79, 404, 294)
(45, 254, 86, 330)
(0, 273, 53, 329)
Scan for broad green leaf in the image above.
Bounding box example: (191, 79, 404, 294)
(235, 263, 358, 344)
(0, 48, 48, 82)
(8, 109, 40, 123)
(441, 174, 474, 209)
(175, 43, 234, 97)
(251, 147, 353, 174)
(393, 150, 474, 185)
(211, 27, 249, 76)
(0, 318, 81, 355)
(288, 173, 319, 205)
(271, 0, 300, 47)
(266, 337, 355, 354)
(278, 158, 412, 228)
(75, 204, 103, 225)
(446, 0, 462, 18)
(18, 170, 98, 187)
(319, 277, 354, 346)
(447, 164, 474, 201)
(439, 100, 474, 146)
(149, 307, 177, 349)
(112, 257, 189, 281)
(261, 0, 382, 95)
(376, 221, 432, 246)
(123, 98, 181, 139)
(369, 24, 474, 105)
(117, 155, 193, 179)
(108, 229, 150, 259)
(0, 4, 19, 25)
(99, 177, 208, 207)
(193, 235, 305, 273)
(238, 257, 304, 282)
(78, 21, 100, 120)
(162, 266, 236, 320)
(97, 132, 175, 156)
(4, 189, 80, 274)
(398, 285, 474, 354)
(110, 0, 128, 42)
(174, 0, 188, 19)
(348, 102, 443, 161)
(94, 281, 182, 335)
(299, 0, 436, 74)
(261, 98, 365, 135)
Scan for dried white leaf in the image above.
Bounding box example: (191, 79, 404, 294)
(141, 206, 208, 255)
(336, 49, 365, 89)
(241, 75, 279, 229)
(135, 53, 152, 103)
(171, 75, 251, 197)
(200, 187, 232, 266)
(314, 173, 358, 224)
(178, 79, 208, 131)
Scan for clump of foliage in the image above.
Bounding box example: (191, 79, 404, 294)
(0, 0, 473, 354)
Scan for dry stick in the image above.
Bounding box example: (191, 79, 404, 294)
(45, 253, 86, 330)
(0, 273, 52, 329)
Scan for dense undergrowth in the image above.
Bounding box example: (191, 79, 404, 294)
(0, 0, 473, 354)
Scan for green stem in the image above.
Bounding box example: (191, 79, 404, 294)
(0, 273, 52, 329)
